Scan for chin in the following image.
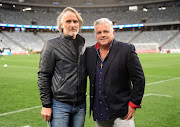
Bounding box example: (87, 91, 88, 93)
(69, 32, 78, 37)
(99, 41, 108, 45)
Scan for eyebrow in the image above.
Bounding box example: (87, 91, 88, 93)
(66, 19, 78, 22)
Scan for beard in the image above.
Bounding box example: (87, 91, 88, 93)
(68, 28, 79, 38)
(69, 31, 78, 37)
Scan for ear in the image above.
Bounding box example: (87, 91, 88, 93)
(113, 30, 115, 35)
(60, 23, 63, 29)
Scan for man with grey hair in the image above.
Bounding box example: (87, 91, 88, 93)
(38, 7, 87, 127)
(86, 18, 145, 127)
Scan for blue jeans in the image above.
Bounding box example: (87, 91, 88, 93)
(51, 99, 86, 127)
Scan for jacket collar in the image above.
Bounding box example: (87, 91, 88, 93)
(60, 33, 74, 40)
(94, 40, 114, 51)
(59, 33, 86, 56)
(60, 33, 85, 42)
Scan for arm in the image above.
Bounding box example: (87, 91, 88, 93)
(124, 44, 145, 119)
(128, 44, 145, 106)
(37, 42, 55, 121)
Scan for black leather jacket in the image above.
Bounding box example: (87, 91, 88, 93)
(38, 34, 87, 107)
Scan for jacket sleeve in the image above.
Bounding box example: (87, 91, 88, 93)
(37, 42, 55, 108)
(127, 44, 145, 107)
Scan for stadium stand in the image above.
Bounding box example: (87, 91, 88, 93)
(0, 3, 179, 25)
(0, 0, 180, 52)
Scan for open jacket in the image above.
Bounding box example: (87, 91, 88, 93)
(38, 34, 87, 107)
(86, 39, 145, 118)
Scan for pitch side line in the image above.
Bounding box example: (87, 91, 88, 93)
(0, 106, 41, 117)
(146, 77, 180, 86)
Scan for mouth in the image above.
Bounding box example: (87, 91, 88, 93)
(69, 29, 77, 32)
(100, 38, 107, 41)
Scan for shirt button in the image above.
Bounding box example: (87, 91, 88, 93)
(101, 114, 102, 116)
(100, 101, 102, 104)
(99, 82, 101, 84)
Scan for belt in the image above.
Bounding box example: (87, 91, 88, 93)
(62, 100, 84, 106)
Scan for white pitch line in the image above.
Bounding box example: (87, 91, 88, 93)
(0, 106, 41, 117)
(0, 77, 178, 117)
(144, 93, 172, 98)
(146, 77, 180, 86)
(0, 93, 172, 117)
(0, 65, 38, 69)
(146, 75, 174, 78)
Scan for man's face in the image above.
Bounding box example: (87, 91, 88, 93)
(95, 22, 114, 47)
(61, 11, 79, 39)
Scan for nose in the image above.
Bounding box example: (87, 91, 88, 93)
(70, 22, 75, 27)
(101, 32, 105, 37)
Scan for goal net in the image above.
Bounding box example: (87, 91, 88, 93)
(133, 43, 160, 53)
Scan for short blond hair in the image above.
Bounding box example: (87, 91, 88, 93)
(57, 7, 83, 32)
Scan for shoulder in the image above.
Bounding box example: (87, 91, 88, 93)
(85, 44, 96, 58)
(44, 36, 64, 49)
(114, 39, 132, 46)
(47, 36, 61, 44)
(86, 44, 96, 52)
(114, 40, 135, 50)
(41, 36, 61, 52)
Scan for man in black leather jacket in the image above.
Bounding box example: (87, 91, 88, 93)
(38, 7, 87, 127)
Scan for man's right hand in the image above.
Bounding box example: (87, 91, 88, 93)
(41, 107, 52, 122)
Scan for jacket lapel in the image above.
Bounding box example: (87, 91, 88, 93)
(104, 40, 118, 75)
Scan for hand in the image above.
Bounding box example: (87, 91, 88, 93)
(41, 107, 52, 122)
(123, 105, 136, 120)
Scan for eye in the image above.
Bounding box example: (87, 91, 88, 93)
(66, 20, 71, 23)
(96, 31, 101, 35)
(104, 30, 109, 33)
(73, 20, 78, 23)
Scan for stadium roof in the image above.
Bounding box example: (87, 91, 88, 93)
(0, 0, 178, 8)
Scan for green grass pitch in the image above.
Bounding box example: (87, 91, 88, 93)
(0, 53, 180, 127)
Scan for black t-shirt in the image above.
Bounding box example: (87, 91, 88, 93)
(73, 39, 79, 56)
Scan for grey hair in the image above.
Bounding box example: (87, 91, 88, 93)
(94, 18, 113, 32)
(57, 7, 83, 32)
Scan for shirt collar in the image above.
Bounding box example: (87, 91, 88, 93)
(95, 40, 114, 51)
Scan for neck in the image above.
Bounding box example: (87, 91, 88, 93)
(99, 44, 110, 51)
(72, 35, 76, 39)
(99, 45, 110, 61)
